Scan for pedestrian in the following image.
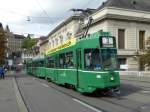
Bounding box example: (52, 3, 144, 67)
(0, 67, 5, 79)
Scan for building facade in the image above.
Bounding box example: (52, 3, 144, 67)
(47, 14, 84, 50)
(6, 26, 25, 56)
(80, 0, 150, 71)
(39, 38, 48, 55)
(42, 0, 150, 71)
(5, 25, 25, 64)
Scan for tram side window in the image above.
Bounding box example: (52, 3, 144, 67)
(37, 62, 40, 67)
(65, 52, 74, 68)
(33, 63, 36, 67)
(40, 61, 45, 67)
(47, 57, 55, 68)
(38, 62, 41, 67)
(84, 49, 101, 70)
(59, 53, 65, 68)
(59, 52, 74, 68)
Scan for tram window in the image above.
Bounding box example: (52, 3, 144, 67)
(84, 49, 101, 70)
(55, 57, 59, 68)
(59, 52, 74, 68)
(47, 57, 55, 68)
(65, 52, 74, 68)
(39, 61, 44, 67)
(42, 61, 45, 67)
(59, 53, 65, 68)
(101, 49, 117, 70)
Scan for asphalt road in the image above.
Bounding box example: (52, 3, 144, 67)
(11, 72, 150, 112)
(16, 75, 101, 112)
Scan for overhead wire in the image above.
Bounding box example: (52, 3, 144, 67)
(34, 0, 51, 19)
(0, 8, 53, 19)
(34, 0, 65, 23)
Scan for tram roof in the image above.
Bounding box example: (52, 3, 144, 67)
(46, 31, 112, 56)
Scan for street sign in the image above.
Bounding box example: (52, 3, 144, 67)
(8, 60, 13, 66)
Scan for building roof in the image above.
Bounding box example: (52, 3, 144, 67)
(39, 36, 48, 46)
(98, 0, 150, 12)
(40, 39, 48, 46)
(39, 36, 48, 40)
(14, 34, 25, 39)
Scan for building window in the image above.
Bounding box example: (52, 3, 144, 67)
(139, 31, 145, 50)
(118, 58, 126, 70)
(49, 42, 51, 48)
(55, 38, 58, 46)
(139, 59, 145, 71)
(59, 36, 63, 44)
(118, 29, 125, 49)
(52, 40, 54, 48)
(67, 32, 72, 40)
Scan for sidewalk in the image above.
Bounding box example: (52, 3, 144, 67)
(0, 77, 19, 112)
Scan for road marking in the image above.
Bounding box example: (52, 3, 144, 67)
(33, 78, 37, 80)
(141, 105, 149, 109)
(142, 90, 150, 93)
(73, 98, 102, 112)
(42, 83, 49, 88)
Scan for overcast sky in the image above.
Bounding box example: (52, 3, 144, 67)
(0, 0, 106, 37)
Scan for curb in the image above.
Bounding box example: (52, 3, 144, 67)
(13, 78, 28, 112)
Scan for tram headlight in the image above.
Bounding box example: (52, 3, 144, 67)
(110, 77, 114, 80)
(96, 75, 101, 79)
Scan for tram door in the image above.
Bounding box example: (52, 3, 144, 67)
(76, 49, 82, 87)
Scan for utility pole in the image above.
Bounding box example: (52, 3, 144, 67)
(70, 8, 95, 38)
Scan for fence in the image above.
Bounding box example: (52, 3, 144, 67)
(119, 71, 150, 77)
(119, 71, 150, 82)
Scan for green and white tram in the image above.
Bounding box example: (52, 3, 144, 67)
(27, 31, 120, 93)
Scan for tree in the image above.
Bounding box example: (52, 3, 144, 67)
(0, 23, 7, 66)
(139, 37, 150, 70)
(22, 34, 37, 49)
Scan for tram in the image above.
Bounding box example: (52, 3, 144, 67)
(26, 31, 120, 93)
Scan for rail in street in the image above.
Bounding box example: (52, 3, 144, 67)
(1, 71, 150, 112)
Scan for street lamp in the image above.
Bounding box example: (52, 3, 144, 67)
(27, 16, 31, 22)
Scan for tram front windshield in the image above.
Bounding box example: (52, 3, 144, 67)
(84, 48, 117, 71)
(101, 49, 117, 70)
(84, 49, 101, 70)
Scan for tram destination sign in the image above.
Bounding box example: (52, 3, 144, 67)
(100, 37, 114, 48)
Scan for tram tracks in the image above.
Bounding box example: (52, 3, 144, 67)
(16, 76, 107, 112)
(34, 77, 142, 112)
(39, 81, 107, 112)
(99, 97, 141, 112)
(13, 76, 31, 112)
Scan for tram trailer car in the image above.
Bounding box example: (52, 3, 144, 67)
(26, 59, 46, 78)
(26, 31, 120, 93)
